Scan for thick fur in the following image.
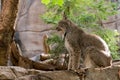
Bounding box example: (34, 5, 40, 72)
(56, 19, 112, 70)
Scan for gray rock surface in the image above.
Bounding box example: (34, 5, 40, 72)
(0, 66, 120, 80)
(14, 0, 52, 58)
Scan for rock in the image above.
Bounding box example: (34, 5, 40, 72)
(0, 65, 120, 80)
(0, 66, 28, 79)
(14, 0, 53, 59)
(84, 65, 120, 80)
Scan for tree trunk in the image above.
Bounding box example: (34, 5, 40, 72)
(0, 0, 19, 65)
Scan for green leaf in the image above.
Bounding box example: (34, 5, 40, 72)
(51, 0, 64, 6)
(41, 0, 50, 5)
(57, 0, 64, 6)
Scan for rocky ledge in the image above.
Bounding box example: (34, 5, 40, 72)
(0, 65, 120, 80)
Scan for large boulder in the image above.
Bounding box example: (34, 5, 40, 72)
(0, 66, 120, 80)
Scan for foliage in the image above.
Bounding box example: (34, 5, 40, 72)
(47, 34, 66, 56)
(41, 0, 117, 26)
(41, 0, 120, 59)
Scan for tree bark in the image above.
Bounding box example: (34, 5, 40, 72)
(0, 0, 19, 65)
(11, 41, 55, 70)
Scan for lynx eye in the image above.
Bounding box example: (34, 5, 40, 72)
(56, 26, 62, 31)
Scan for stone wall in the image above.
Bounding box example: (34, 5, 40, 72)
(103, 10, 120, 31)
(14, 0, 52, 58)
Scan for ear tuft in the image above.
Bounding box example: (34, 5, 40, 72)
(62, 11, 67, 20)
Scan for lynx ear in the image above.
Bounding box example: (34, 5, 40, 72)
(62, 11, 67, 20)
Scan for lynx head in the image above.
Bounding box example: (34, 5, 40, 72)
(56, 19, 70, 33)
(56, 19, 71, 40)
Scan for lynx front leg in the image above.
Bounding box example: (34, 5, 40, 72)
(68, 53, 72, 70)
(71, 51, 81, 70)
(68, 52, 81, 70)
(68, 50, 81, 70)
